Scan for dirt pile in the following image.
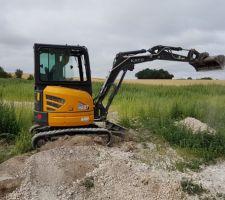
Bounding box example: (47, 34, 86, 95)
(1, 137, 186, 200)
(176, 117, 216, 134)
(1, 135, 225, 199)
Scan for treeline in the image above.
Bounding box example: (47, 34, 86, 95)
(0, 66, 33, 80)
(135, 68, 213, 80)
(0, 66, 12, 78)
(135, 68, 174, 79)
(187, 77, 213, 80)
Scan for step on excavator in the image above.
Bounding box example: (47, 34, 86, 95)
(30, 44, 225, 148)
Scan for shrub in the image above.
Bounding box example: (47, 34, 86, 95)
(181, 178, 207, 195)
(15, 69, 23, 79)
(27, 74, 34, 80)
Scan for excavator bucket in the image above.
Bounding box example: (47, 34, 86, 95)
(190, 53, 225, 71)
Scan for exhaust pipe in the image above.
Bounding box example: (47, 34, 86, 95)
(190, 52, 225, 71)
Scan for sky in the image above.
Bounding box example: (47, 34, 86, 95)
(0, 0, 225, 79)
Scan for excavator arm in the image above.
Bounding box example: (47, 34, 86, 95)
(94, 45, 225, 120)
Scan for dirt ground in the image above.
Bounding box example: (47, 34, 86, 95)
(0, 117, 225, 200)
(0, 137, 184, 200)
(0, 134, 224, 200)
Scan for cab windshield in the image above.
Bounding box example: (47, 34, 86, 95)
(39, 48, 87, 82)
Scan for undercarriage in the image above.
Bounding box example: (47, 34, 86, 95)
(30, 121, 126, 148)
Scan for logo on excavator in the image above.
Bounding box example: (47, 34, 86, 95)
(130, 58, 145, 63)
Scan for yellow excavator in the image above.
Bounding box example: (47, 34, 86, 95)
(30, 44, 225, 148)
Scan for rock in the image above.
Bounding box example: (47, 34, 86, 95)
(69, 150, 73, 154)
(141, 178, 149, 185)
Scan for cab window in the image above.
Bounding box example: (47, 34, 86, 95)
(39, 48, 87, 82)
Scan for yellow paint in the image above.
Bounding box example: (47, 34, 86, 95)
(43, 86, 94, 127)
(48, 112, 94, 127)
(36, 92, 40, 101)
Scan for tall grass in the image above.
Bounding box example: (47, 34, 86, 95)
(0, 99, 20, 141)
(0, 78, 33, 101)
(13, 104, 33, 154)
(112, 83, 225, 169)
(114, 84, 225, 130)
(0, 79, 35, 157)
(0, 99, 33, 162)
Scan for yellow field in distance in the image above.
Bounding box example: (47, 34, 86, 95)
(92, 78, 225, 86)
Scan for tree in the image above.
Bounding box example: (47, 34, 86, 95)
(27, 74, 34, 80)
(15, 69, 23, 79)
(135, 68, 174, 79)
(200, 77, 213, 80)
(187, 77, 192, 80)
(0, 66, 11, 78)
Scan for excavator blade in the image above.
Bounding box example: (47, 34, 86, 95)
(191, 54, 225, 71)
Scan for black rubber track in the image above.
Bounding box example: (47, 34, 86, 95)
(31, 127, 113, 148)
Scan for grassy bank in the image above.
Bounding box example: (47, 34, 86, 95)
(1, 78, 225, 170)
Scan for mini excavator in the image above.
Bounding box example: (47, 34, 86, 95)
(30, 44, 225, 148)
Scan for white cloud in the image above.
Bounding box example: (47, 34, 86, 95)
(0, 0, 225, 79)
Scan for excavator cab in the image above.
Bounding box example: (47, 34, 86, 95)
(34, 44, 94, 128)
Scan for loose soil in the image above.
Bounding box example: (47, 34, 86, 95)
(0, 118, 225, 200)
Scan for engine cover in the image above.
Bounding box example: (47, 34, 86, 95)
(42, 86, 94, 127)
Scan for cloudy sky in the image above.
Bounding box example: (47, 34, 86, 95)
(1, 0, 225, 79)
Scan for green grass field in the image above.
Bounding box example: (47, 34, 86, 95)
(0, 78, 34, 101)
(0, 78, 225, 170)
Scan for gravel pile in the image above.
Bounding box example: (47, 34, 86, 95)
(58, 147, 184, 200)
(176, 117, 216, 134)
(1, 133, 225, 199)
(2, 142, 185, 200)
